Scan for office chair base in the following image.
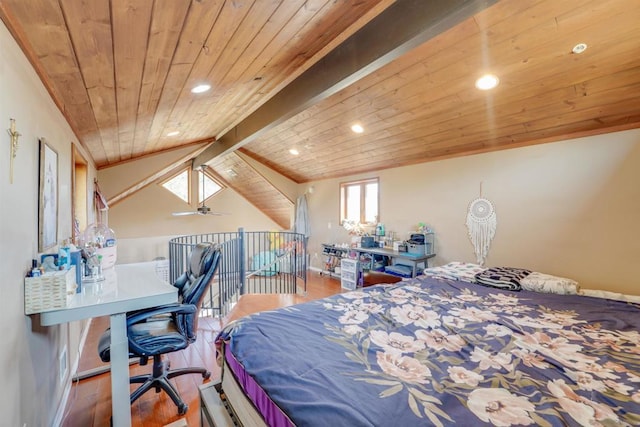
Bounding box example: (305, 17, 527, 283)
(129, 356, 211, 415)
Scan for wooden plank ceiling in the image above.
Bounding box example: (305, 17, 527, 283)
(0, 0, 391, 167)
(208, 153, 293, 229)
(239, 0, 640, 182)
(1, 0, 639, 222)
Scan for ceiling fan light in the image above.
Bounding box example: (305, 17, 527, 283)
(289, 148, 299, 155)
(475, 74, 499, 90)
(191, 84, 211, 94)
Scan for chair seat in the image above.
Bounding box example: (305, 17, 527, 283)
(98, 318, 189, 362)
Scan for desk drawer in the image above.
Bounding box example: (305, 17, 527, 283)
(407, 242, 432, 255)
(340, 258, 358, 273)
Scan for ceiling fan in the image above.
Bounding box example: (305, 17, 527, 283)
(172, 165, 228, 217)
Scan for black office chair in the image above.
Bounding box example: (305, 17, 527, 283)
(98, 242, 221, 415)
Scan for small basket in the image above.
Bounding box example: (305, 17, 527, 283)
(25, 266, 77, 314)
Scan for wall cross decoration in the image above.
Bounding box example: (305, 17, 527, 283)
(7, 118, 21, 183)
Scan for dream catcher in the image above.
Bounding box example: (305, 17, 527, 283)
(465, 193, 497, 266)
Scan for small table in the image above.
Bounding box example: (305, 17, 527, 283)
(38, 262, 178, 427)
(363, 270, 403, 286)
(353, 246, 435, 277)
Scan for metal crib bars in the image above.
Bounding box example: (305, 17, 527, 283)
(168, 228, 307, 317)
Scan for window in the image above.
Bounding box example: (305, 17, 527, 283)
(340, 178, 379, 225)
(162, 169, 190, 203)
(161, 167, 223, 204)
(198, 169, 222, 203)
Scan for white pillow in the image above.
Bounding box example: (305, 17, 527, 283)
(520, 272, 579, 295)
(578, 289, 640, 304)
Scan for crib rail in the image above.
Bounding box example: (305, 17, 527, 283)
(169, 228, 307, 316)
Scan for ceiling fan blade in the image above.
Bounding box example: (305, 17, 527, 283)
(201, 211, 229, 216)
(172, 211, 198, 216)
(172, 206, 228, 216)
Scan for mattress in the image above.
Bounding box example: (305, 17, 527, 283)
(215, 276, 640, 426)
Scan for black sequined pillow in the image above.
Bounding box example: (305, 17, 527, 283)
(474, 267, 532, 291)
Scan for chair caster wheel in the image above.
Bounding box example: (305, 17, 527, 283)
(178, 403, 188, 415)
(203, 371, 211, 379)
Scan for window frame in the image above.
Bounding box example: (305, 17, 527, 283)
(197, 168, 224, 204)
(160, 167, 191, 204)
(339, 177, 379, 226)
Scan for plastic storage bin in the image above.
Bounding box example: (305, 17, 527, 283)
(340, 258, 360, 290)
(407, 233, 435, 255)
(384, 264, 414, 278)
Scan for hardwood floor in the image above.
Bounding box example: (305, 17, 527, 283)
(60, 271, 342, 427)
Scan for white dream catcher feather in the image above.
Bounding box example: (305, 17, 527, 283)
(466, 197, 497, 266)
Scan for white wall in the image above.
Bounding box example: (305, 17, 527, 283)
(305, 129, 640, 294)
(101, 149, 282, 263)
(0, 21, 95, 427)
(105, 128, 639, 295)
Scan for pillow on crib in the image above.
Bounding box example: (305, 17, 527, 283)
(444, 262, 486, 282)
(422, 262, 486, 282)
(520, 272, 579, 295)
(474, 267, 532, 291)
(421, 266, 458, 281)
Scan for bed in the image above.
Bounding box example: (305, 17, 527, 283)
(213, 273, 640, 426)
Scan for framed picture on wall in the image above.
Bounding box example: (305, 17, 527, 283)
(39, 138, 58, 252)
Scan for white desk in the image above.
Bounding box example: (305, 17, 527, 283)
(39, 262, 178, 427)
(353, 247, 435, 277)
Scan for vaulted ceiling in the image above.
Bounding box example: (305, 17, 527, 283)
(1, 0, 639, 227)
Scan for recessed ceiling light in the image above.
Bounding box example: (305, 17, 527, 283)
(572, 43, 587, 54)
(289, 148, 300, 156)
(475, 74, 499, 90)
(166, 131, 180, 137)
(191, 84, 211, 94)
(351, 124, 364, 133)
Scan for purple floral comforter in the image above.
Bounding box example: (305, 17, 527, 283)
(216, 277, 640, 426)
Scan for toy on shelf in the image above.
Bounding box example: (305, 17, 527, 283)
(417, 222, 432, 233)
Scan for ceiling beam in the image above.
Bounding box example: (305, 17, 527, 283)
(193, 0, 497, 168)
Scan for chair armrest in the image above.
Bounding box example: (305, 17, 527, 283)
(125, 304, 198, 357)
(126, 303, 196, 326)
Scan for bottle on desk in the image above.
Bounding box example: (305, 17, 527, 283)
(29, 259, 41, 277)
(58, 239, 71, 270)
